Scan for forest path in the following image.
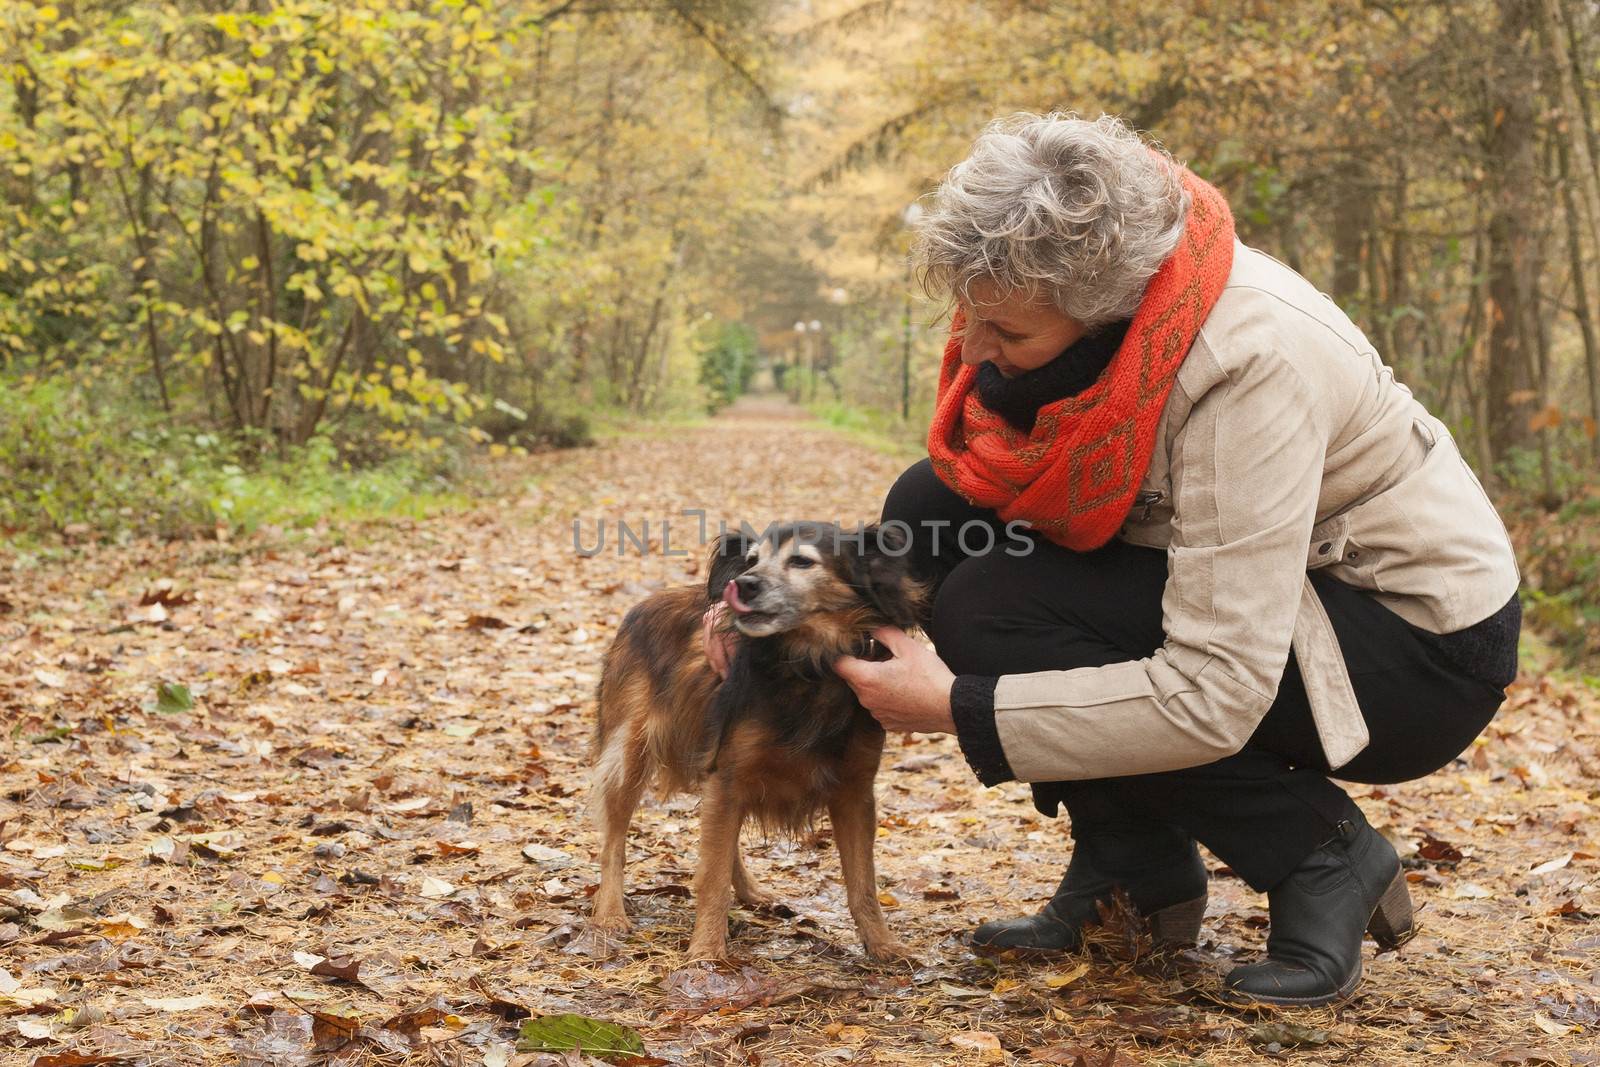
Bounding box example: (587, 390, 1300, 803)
(2, 399, 1597, 1066)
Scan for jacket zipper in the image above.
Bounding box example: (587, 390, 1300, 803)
(1134, 489, 1164, 521)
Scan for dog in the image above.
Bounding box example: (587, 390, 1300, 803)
(587, 521, 925, 961)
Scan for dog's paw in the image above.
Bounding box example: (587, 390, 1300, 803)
(684, 935, 729, 963)
(587, 910, 632, 935)
(734, 886, 777, 909)
(863, 937, 915, 963)
(569, 921, 628, 960)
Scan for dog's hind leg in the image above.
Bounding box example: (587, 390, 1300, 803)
(590, 725, 648, 933)
(685, 772, 744, 961)
(731, 847, 772, 909)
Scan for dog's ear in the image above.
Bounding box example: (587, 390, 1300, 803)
(846, 523, 927, 630)
(705, 531, 756, 603)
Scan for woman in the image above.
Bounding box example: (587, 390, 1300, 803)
(713, 113, 1521, 1007)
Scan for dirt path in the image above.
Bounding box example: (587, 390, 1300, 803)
(2, 400, 1597, 1066)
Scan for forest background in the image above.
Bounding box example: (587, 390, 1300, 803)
(2, 0, 1598, 672)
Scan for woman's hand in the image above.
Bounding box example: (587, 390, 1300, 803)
(835, 626, 957, 735)
(703, 603, 737, 680)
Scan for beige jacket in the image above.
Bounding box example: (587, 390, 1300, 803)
(991, 242, 1521, 782)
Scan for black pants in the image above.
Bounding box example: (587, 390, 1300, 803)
(885, 460, 1508, 891)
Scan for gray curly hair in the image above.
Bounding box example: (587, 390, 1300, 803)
(912, 112, 1190, 328)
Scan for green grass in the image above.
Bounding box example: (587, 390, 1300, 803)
(201, 439, 471, 535)
(807, 399, 927, 460)
(585, 406, 713, 444)
(0, 377, 475, 547)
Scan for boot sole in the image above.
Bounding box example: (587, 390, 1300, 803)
(970, 894, 1206, 955)
(1221, 960, 1364, 1008)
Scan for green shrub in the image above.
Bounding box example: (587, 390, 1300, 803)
(0, 377, 215, 538)
(0, 377, 470, 543)
(473, 397, 594, 451)
(698, 322, 758, 412)
(1502, 485, 1600, 671)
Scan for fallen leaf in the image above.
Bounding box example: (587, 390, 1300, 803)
(517, 1013, 647, 1061)
(823, 1022, 869, 1043)
(155, 681, 194, 714)
(0, 970, 57, 1008)
(140, 579, 195, 607)
(97, 914, 147, 939)
(1043, 962, 1091, 989)
(185, 831, 241, 859)
(308, 1005, 362, 1051)
(939, 982, 990, 999)
(1249, 1021, 1330, 1047)
(1532, 1012, 1578, 1037)
(1528, 853, 1573, 876)
(419, 876, 457, 898)
(379, 1004, 444, 1043)
(522, 843, 577, 870)
(948, 1030, 1004, 1061)
(309, 954, 364, 985)
(1417, 834, 1463, 864)
(145, 837, 188, 864)
(1447, 881, 1493, 900)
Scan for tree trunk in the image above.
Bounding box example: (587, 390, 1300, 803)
(1545, 0, 1600, 255)
(1330, 158, 1368, 310)
(1558, 130, 1600, 463)
(1484, 0, 1540, 465)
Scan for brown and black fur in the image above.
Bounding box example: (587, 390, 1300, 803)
(588, 522, 925, 961)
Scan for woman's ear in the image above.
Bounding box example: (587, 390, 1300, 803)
(852, 524, 928, 630)
(705, 531, 755, 603)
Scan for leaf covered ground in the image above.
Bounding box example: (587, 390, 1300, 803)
(2, 399, 1598, 1067)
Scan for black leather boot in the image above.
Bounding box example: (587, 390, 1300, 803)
(971, 823, 1208, 953)
(1223, 807, 1415, 1006)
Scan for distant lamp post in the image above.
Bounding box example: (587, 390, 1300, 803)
(900, 202, 925, 421)
(791, 320, 807, 403)
(808, 320, 823, 402)
(824, 289, 847, 402)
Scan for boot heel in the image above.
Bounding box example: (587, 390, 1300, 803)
(1148, 894, 1206, 947)
(1366, 869, 1416, 951)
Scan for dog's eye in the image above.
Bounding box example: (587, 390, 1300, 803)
(787, 556, 817, 569)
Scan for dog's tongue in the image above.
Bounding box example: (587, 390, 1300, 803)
(722, 580, 753, 615)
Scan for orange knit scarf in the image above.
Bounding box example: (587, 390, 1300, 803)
(926, 166, 1235, 551)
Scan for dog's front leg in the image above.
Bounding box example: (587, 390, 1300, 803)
(829, 783, 911, 961)
(685, 772, 743, 961)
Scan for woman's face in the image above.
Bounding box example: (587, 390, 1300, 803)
(958, 283, 1087, 377)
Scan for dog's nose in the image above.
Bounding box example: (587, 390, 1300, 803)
(734, 574, 763, 599)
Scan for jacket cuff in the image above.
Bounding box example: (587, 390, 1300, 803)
(949, 675, 1014, 786)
